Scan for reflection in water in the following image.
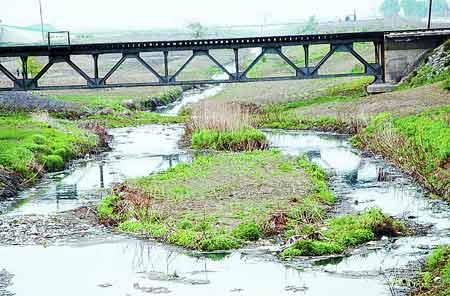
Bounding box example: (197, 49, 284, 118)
(4, 125, 190, 216)
(2, 128, 450, 295)
(0, 238, 388, 296)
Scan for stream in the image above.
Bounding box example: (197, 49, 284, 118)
(1, 81, 450, 296)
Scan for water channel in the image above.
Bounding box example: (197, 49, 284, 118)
(1, 81, 449, 296)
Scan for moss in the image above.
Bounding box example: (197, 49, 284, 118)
(43, 154, 64, 172)
(232, 222, 261, 241)
(191, 128, 268, 151)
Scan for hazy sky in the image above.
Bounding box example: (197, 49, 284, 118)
(4, 0, 383, 31)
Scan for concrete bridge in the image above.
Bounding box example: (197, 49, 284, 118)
(0, 28, 449, 91)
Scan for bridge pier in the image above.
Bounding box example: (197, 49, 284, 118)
(384, 32, 449, 84)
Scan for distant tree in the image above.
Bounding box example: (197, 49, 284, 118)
(432, 0, 450, 16)
(187, 22, 206, 39)
(27, 57, 43, 78)
(380, 0, 401, 17)
(302, 16, 318, 34)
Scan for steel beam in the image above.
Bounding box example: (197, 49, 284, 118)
(0, 63, 17, 82)
(134, 54, 164, 82)
(100, 55, 127, 85)
(2, 29, 446, 90)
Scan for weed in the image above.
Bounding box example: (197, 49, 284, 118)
(281, 208, 404, 258)
(191, 128, 268, 151)
(232, 222, 261, 241)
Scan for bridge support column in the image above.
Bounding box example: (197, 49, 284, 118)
(233, 48, 239, 80)
(383, 36, 446, 83)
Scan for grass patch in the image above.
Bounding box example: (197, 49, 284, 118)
(191, 128, 268, 151)
(83, 111, 185, 128)
(399, 40, 450, 90)
(0, 112, 98, 182)
(187, 101, 268, 151)
(413, 246, 450, 296)
(353, 106, 450, 198)
(48, 88, 182, 113)
(257, 77, 372, 132)
(97, 150, 337, 252)
(281, 208, 405, 258)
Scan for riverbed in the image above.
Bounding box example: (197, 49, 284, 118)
(1, 86, 449, 296)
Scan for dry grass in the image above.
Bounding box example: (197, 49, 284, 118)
(186, 101, 257, 134)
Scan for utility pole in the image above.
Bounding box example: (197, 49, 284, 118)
(38, 0, 45, 42)
(427, 0, 433, 29)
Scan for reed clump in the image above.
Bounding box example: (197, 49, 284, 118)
(186, 101, 268, 151)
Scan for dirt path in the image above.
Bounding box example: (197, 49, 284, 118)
(294, 83, 450, 120)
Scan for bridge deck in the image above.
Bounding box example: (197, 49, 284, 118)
(0, 28, 448, 91)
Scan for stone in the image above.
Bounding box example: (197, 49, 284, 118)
(366, 83, 396, 94)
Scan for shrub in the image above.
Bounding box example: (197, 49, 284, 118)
(289, 197, 325, 224)
(32, 134, 47, 145)
(281, 208, 404, 258)
(191, 128, 268, 151)
(96, 195, 124, 222)
(232, 222, 261, 241)
(281, 240, 343, 257)
(199, 234, 240, 251)
(43, 154, 64, 172)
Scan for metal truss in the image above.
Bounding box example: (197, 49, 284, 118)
(0, 28, 448, 91)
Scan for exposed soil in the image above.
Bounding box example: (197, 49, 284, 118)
(123, 151, 313, 229)
(294, 83, 450, 121)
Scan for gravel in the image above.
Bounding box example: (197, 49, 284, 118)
(0, 269, 14, 296)
(0, 210, 110, 246)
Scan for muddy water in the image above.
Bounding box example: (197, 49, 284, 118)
(2, 101, 450, 295)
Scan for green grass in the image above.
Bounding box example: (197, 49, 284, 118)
(413, 246, 450, 296)
(0, 112, 98, 180)
(399, 40, 450, 90)
(48, 88, 183, 112)
(353, 106, 450, 198)
(191, 128, 268, 151)
(84, 111, 185, 128)
(257, 77, 372, 131)
(281, 208, 405, 258)
(96, 150, 339, 252)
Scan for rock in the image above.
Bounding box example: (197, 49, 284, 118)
(122, 99, 139, 110)
(133, 282, 171, 294)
